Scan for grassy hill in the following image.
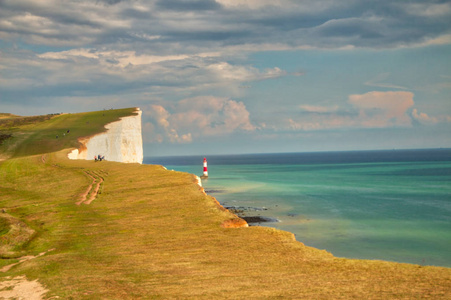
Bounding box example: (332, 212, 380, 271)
(0, 109, 450, 299)
(0, 108, 135, 159)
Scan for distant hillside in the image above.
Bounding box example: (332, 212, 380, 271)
(0, 113, 20, 119)
(0, 108, 137, 159)
(0, 113, 56, 125)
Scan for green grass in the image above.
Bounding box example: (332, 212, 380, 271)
(0, 108, 137, 159)
(0, 113, 19, 119)
(0, 218, 10, 236)
(0, 108, 450, 299)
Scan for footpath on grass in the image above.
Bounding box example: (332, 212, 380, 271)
(0, 109, 450, 299)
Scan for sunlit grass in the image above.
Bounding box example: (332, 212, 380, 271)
(0, 109, 449, 299)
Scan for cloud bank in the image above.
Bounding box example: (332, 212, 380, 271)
(1, 0, 449, 51)
(287, 91, 449, 133)
(145, 97, 255, 143)
(0, 0, 450, 152)
(1, 0, 449, 103)
(143, 91, 450, 145)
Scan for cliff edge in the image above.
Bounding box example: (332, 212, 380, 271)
(68, 108, 143, 164)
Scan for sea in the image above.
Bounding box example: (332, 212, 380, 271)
(144, 149, 451, 268)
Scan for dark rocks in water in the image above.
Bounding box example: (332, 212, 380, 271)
(224, 206, 268, 213)
(242, 216, 279, 224)
(204, 189, 225, 194)
(224, 205, 277, 225)
(227, 207, 245, 214)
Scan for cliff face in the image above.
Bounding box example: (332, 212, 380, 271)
(68, 108, 143, 164)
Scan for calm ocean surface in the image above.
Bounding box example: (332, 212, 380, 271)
(145, 149, 451, 267)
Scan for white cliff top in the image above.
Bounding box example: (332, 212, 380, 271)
(68, 108, 143, 164)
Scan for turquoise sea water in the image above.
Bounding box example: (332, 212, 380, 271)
(145, 149, 451, 267)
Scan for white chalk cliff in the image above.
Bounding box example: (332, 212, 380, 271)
(68, 108, 143, 164)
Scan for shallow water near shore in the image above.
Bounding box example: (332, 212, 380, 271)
(146, 149, 451, 267)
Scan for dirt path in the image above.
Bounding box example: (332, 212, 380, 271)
(76, 171, 105, 205)
(75, 172, 95, 205)
(0, 249, 55, 273)
(0, 249, 55, 299)
(0, 276, 49, 300)
(84, 175, 104, 205)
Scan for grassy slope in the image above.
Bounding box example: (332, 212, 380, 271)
(0, 108, 136, 159)
(0, 109, 450, 299)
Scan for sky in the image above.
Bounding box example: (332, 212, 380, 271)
(0, 0, 450, 156)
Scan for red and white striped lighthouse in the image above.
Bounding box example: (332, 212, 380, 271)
(202, 157, 208, 178)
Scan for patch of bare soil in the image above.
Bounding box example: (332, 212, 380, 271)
(0, 275, 48, 300)
(0, 249, 54, 273)
(221, 218, 248, 228)
(76, 171, 105, 205)
(76, 172, 95, 205)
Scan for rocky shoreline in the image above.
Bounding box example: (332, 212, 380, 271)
(224, 205, 280, 225)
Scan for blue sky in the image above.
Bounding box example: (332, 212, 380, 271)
(0, 0, 450, 156)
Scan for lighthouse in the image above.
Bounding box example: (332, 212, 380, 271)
(201, 157, 208, 179)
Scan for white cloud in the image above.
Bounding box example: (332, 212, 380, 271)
(412, 34, 451, 48)
(288, 119, 322, 131)
(127, 32, 161, 41)
(144, 96, 255, 143)
(411, 109, 438, 125)
(216, 0, 340, 13)
(348, 91, 414, 128)
(146, 105, 192, 144)
(0, 0, 131, 46)
(0, 47, 285, 100)
(287, 91, 420, 131)
(39, 49, 191, 68)
(0, 0, 449, 102)
(1, 0, 449, 53)
(206, 62, 285, 82)
(1, 1, 450, 146)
